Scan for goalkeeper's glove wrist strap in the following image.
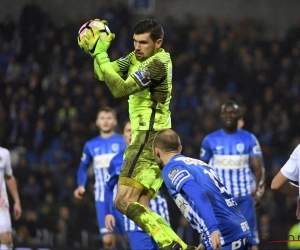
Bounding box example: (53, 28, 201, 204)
(95, 52, 110, 65)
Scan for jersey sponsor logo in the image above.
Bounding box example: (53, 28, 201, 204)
(111, 143, 120, 152)
(81, 153, 87, 161)
(213, 154, 249, 170)
(236, 143, 245, 153)
(94, 153, 116, 169)
(253, 145, 261, 154)
(94, 147, 101, 153)
(168, 168, 179, 180)
(216, 146, 224, 150)
(172, 170, 190, 188)
(134, 68, 151, 86)
(174, 194, 191, 217)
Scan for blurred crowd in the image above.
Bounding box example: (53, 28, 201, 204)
(0, 0, 300, 248)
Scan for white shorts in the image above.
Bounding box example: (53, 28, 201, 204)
(0, 209, 12, 234)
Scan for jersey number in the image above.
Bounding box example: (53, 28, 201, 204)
(203, 168, 230, 195)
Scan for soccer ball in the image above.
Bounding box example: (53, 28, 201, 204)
(78, 19, 111, 44)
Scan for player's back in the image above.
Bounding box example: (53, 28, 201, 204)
(200, 128, 259, 197)
(163, 155, 250, 246)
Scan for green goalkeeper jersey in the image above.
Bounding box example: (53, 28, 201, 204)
(96, 49, 172, 132)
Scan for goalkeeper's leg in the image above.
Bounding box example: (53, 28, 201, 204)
(115, 184, 184, 249)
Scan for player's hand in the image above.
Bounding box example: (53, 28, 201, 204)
(196, 243, 206, 250)
(252, 184, 265, 207)
(79, 19, 115, 57)
(13, 201, 22, 220)
(74, 186, 85, 200)
(210, 230, 222, 250)
(105, 214, 116, 232)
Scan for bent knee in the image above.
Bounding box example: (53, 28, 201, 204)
(102, 234, 116, 249)
(0, 232, 13, 245)
(114, 197, 126, 214)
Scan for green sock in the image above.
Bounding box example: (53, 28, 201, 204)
(126, 202, 173, 248)
(151, 212, 188, 249)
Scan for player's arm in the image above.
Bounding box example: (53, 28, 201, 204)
(199, 137, 212, 164)
(182, 180, 219, 233)
(104, 159, 119, 232)
(94, 52, 133, 81)
(5, 174, 22, 220)
(182, 180, 221, 249)
(271, 171, 298, 195)
(271, 145, 299, 196)
(249, 136, 266, 205)
(96, 53, 167, 98)
(74, 144, 92, 200)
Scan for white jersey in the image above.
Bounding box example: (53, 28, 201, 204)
(0, 147, 13, 210)
(280, 144, 300, 187)
(0, 147, 13, 234)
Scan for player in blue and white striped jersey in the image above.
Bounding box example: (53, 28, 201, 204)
(105, 120, 170, 250)
(153, 129, 251, 250)
(74, 107, 126, 249)
(200, 100, 265, 250)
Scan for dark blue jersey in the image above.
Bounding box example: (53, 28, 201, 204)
(162, 155, 250, 248)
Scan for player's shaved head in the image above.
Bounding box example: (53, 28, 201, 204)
(153, 129, 181, 153)
(221, 100, 240, 113)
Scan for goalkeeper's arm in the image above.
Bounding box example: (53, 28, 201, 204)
(94, 59, 124, 81)
(96, 53, 166, 98)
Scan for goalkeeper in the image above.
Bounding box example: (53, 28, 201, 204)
(79, 19, 195, 250)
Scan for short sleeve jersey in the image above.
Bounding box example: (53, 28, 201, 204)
(78, 134, 126, 202)
(280, 144, 300, 183)
(0, 147, 13, 209)
(115, 49, 172, 132)
(162, 155, 250, 247)
(200, 129, 262, 197)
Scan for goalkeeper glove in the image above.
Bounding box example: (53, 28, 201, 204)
(78, 19, 115, 58)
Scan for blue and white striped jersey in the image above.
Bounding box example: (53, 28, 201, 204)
(200, 129, 262, 197)
(162, 155, 250, 248)
(106, 150, 170, 232)
(77, 133, 126, 201)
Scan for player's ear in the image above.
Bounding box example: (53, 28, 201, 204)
(178, 145, 183, 153)
(154, 147, 160, 158)
(155, 39, 163, 49)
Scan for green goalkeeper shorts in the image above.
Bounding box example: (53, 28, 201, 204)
(119, 130, 163, 197)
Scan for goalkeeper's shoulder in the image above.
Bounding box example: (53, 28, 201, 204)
(115, 51, 136, 71)
(143, 49, 172, 78)
(152, 49, 172, 64)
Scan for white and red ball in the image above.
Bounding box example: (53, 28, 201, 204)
(78, 19, 111, 43)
